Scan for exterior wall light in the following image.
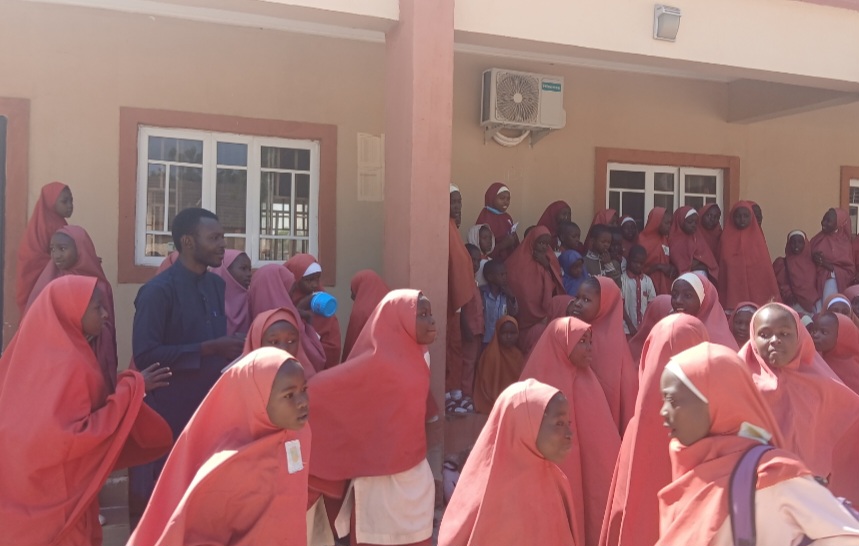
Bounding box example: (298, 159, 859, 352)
(654, 5, 682, 42)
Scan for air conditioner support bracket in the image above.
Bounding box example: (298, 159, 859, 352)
(529, 129, 553, 147)
(483, 125, 502, 144)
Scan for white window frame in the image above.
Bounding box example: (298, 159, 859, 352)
(849, 178, 859, 234)
(135, 126, 320, 267)
(606, 162, 723, 225)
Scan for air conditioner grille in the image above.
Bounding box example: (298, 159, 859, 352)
(495, 72, 540, 124)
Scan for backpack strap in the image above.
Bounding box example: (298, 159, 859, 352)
(729, 444, 774, 546)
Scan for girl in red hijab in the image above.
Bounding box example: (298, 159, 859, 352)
(671, 272, 738, 350)
(448, 186, 477, 405)
(248, 264, 327, 373)
(618, 215, 639, 257)
(739, 303, 859, 502)
(811, 207, 856, 301)
(812, 311, 859, 394)
(25, 225, 118, 388)
(342, 270, 390, 361)
(584, 208, 618, 251)
(0, 276, 172, 546)
(15, 182, 73, 312)
(474, 182, 518, 261)
(438, 379, 578, 546)
(130, 347, 310, 546)
(520, 317, 620, 546)
(697, 203, 722, 258)
(773, 230, 819, 315)
(307, 289, 437, 546)
(637, 207, 675, 295)
(627, 294, 673, 363)
(669, 206, 719, 282)
(284, 253, 342, 369)
(656, 342, 857, 546)
(240, 307, 315, 378)
(473, 316, 526, 414)
(717, 201, 780, 308)
(600, 314, 709, 546)
(569, 277, 638, 431)
(537, 200, 572, 251)
(210, 249, 251, 336)
(506, 226, 564, 353)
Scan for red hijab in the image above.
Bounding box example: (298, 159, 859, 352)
(210, 249, 251, 336)
(284, 254, 342, 369)
(247, 264, 327, 373)
(473, 316, 526, 414)
(448, 218, 476, 312)
(697, 203, 722, 258)
(586, 277, 639, 431)
(438, 379, 578, 546)
(627, 294, 673, 363)
(656, 343, 809, 546)
(585, 208, 618, 250)
(342, 269, 390, 361)
(0, 276, 171, 545)
(810, 208, 856, 294)
(823, 292, 859, 329)
(739, 303, 859, 498)
(130, 348, 310, 546)
(15, 182, 69, 312)
(506, 226, 561, 346)
(618, 215, 639, 256)
(537, 200, 571, 248)
(242, 307, 316, 379)
(156, 250, 180, 274)
(600, 314, 709, 546)
(520, 317, 619, 546)
(475, 183, 515, 261)
(668, 206, 719, 280)
(307, 289, 430, 480)
(773, 230, 819, 312)
(25, 225, 118, 387)
(821, 313, 859, 395)
(717, 201, 780, 308)
(637, 207, 673, 295)
(674, 272, 738, 350)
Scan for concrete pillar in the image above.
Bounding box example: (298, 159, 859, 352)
(383, 0, 455, 418)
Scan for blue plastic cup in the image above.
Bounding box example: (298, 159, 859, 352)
(310, 292, 338, 317)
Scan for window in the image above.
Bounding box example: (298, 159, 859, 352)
(849, 178, 859, 234)
(136, 126, 319, 267)
(606, 163, 724, 228)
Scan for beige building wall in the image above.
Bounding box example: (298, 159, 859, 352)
(3, 0, 859, 364)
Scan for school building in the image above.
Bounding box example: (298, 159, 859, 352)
(3, 0, 859, 446)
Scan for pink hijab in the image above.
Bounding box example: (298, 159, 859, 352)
(210, 250, 250, 336)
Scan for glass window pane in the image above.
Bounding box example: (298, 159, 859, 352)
(654, 194, 674, 212)
(849, 186, 859, 205)
(224, 237, 246, 251)
(258, 238, 308, 262)
(654, 172, 675, 192)
(260, 172, 292, 236)
(167, 166, 203, 229)
(262, 146, 310, 170)
(217, 142, 248, 167)
(145, 233, 174, 258)
(608, 191, 620, 213)
(621, 192, 645, 225)
(295, 174, 310, 237)
(148, 136, 169, 161)
(146, 164, 166, 231)
(216, 168, 247, 234)
(609, 170, 646, 190)
(685, 175, 717, 195)
(177, 139, 203, 164)
(685, 196, 705, 210)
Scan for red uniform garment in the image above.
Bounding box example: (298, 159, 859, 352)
(15, 181, 69, 312)
(438, 379, 579, 546)
(668, 206, 719, 281)
(520, 317, 619, 546)
(0, 276, 171, 546)
(820, 313, 859, 395)
(697, 203, 722, 258)
(473, 316, 526, 414)
(739, 303, 859, 501)
(537, 200, 572, 251)
(627, 294, 673, 364)
(656, 343, 810, 546)
(717, 201, 780, 308)
(474, 183, 516, 261)
(306, 290, 430, 481)
(129, 348, 310, 546)
(242, 307, 317, 379)
(773, 230, 819, 313)
(637, 207, 673, 295)
(285, 253, 343, 369)
(342, 270, 390, 361)
(25, 225, 118, 388)
(810, 208, 855, 295)
(210, 249, 251, 336)
(600, 314, 709, 546)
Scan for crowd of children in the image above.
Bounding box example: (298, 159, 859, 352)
(3, 181, 859, 545)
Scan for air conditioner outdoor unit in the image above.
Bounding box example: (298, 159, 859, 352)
(481, 68, 566, 131)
